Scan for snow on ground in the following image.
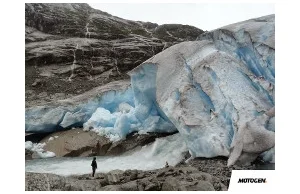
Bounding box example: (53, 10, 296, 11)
(25, 141, 56, 158)
(48, 137, 54, 141)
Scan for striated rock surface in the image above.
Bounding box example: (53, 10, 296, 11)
(40, 128, 111, 157)
(105, 131, 177, 155)
(25, 3, 204, 107)
(38, 128, 177, 157)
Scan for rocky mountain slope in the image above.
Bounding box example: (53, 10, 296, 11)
(25, 3, 204, 107)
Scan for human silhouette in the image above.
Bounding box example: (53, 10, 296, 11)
(91, 157, 97, 177)
(165, 161, 169, 168)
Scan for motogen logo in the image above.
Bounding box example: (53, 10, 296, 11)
(238, 178, 267, 183)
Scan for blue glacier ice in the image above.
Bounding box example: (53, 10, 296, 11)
(25, 15, 275, 166)
(83, 63, 177, 141)
(25, 81, 134, 133)
(26, 69, 177, 142)
(136, 14, 275, 164)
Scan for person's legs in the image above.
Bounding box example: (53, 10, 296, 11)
(92, 168, 95, 177)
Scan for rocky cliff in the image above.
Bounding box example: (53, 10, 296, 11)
(25, 3, 204, 107)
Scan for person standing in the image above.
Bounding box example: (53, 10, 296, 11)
(91, 157, 97, 177)
(165, 161, 169, 168)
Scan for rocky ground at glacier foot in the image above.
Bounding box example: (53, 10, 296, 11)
(25, 129, 261, 191)
(26, 156, 257, 191)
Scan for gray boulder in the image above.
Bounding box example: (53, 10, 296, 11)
(40, 128, 111, 157)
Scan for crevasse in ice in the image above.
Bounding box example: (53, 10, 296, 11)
(83, 63, 177, 141)
(26, 69, 177, 142)
(140, 14, 275, 165)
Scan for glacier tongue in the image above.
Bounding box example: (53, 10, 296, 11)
(81, 63, 177, 141)
(25, 15, 275, 166)
(131, 15, 275, 165)
(26, 72, 177, 142)
(25, 80, 134, 133)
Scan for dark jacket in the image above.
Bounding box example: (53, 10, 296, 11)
(91, 160, 97, 169)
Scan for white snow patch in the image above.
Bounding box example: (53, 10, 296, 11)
(25, 141, 55, 159)
(48, 137, 54, 141)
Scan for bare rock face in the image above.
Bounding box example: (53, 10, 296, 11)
(25, 3, 204, 107)
(25, 173, 67, 191)
(158, 166, 224, 191)
(40, 128, 112, 157)
(38, 128, 175, 157)
(106, 132, 177, 155)
(119, 180, 138, 191)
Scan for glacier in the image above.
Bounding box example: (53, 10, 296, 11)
(26, 76, 177, 142)
(25, 15, 275, 166)
(136, 15, 275, 165)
